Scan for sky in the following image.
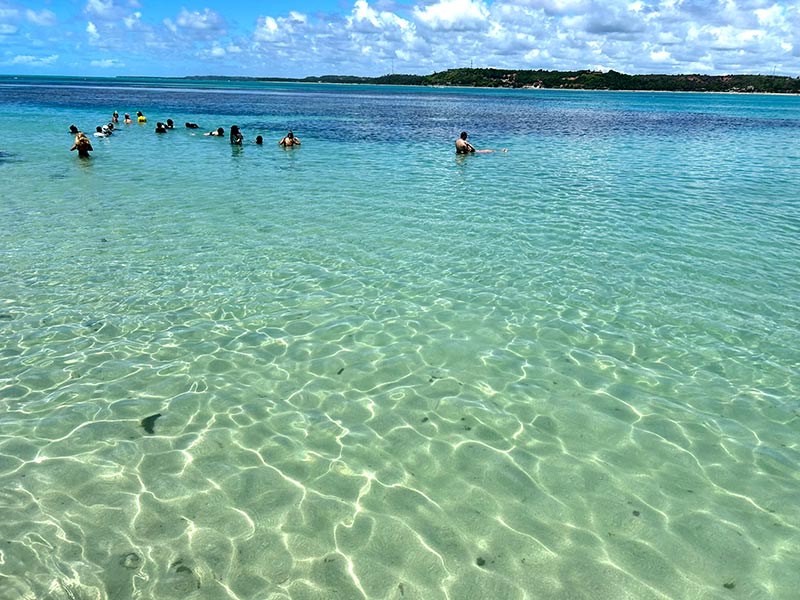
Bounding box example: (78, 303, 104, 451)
(1, 0, 798, 78)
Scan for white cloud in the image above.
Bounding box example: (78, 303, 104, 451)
(86, 21, 100, 42)
(26, 9, 57, 27)
(124, 12, 142, 29)
(288, 11, 307, 25)
(650, 49, 671, 62)
(413, 0, 490, 32)
(754, 5, 783, 27)
(11, 54, 59, 66)
(348, 0, 410, 32)
(254, 16, 281, 42)
(196, 42, 243, 62)
(163, 8, 227, 42)
(582, 5, 646, 35)
(84, 0, 118, 21)
(176, 8, 226, 32)
(0, 23, 17, 35)
(254, 12, 309, 42)
(91, 58, 124, 67)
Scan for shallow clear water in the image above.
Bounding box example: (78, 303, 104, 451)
(1, 78, 799, 599)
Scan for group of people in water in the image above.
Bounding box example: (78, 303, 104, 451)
(69, 110, 301, 158)
(70, 111, 501, 159)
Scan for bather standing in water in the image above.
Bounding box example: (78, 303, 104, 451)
(230, 125, 243, 145)
(70, 132, 93, 158)
(278, 130, 300, 147)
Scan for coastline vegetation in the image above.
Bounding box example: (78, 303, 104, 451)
(186, 68, 800, 93)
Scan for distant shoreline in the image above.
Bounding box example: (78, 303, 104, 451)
(3, 69, 799, 95)
(180, 68, 800, 95)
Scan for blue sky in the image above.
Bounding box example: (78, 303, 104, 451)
(2, 0, 797, 77)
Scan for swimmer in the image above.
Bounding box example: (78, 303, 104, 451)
(136, 111, 147, 123)
(455, 131, 507, 154)
(94, 126, 107, 137)
(204, 127, 224, 136)
(70, 132, 93, 157)
(255, 135, 263, 145)
(112, 111, 119, 124)
(278, 130, 300, 147)
(69, 124, 79, 134)
(155, 122, 167, 133)
(455, 131, 475, 154)
(124, 113, 133, 124)
(185, 122, 200, 129)
(230, 125, 243, 145)
(165, 119, 174, 129)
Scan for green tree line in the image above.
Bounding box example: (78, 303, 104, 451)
(413, 68, 799, 93)
(188, 68, 800, 93)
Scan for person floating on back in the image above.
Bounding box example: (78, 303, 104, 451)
(455, 131, 506, 154)
(279, 130, 300, 147)
(70, 132, 93, 158)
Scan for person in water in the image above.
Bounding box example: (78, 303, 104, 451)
(230, 125, 243, 145)
(185, 122, 200, 129)
(255, 135, 263, 145)
(112, 111, 119, 124)
(455, 131, 476, 154)
(124, 113, 133, 124)
(205, 127, 224, 136)
(136, 111, 147, 123)
(69, 124, 79, 134)
(455, 131, 506, 154)
(165, 119, 174, 129)
(278, 130, 300, 146)
(155, 122, 167, 133)
(70, 132, 93, 157)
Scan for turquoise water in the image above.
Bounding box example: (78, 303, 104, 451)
(1, 78, 799, 599)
